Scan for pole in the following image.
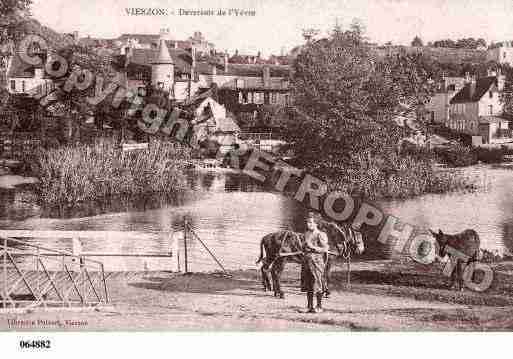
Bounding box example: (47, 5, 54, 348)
(346, 254, 351, 289)
(187, 227, 229, 275)
(2, 238, 6, 309)
(101, 263, 109, 303)
(183, 218, 189, 274)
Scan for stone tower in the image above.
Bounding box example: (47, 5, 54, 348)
(151, 36, 174, 95)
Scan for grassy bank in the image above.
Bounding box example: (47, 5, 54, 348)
(2, 260, 513, 330)
(434, 145, 505, 167)
(35, 139, 191, 205)
(309, 151, 478, 200)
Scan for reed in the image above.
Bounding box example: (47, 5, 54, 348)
(321, 152, 477, 200)
(35, 139, 191, 205)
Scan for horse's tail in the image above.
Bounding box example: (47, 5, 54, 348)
(256, 237, 266, 264)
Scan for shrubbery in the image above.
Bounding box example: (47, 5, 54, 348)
(35, 139, 191, 204)
(434, 145, 504, 167)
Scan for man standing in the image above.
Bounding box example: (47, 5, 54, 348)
(303, 214, 329, 313)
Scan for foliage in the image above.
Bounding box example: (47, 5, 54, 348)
(500, 64, 513, 118)
(324, 151, 476, 200)
(411, 36, 423, 47)
(434, 145, 505, 167)
(35, 139, 191, 204)
(430, 38, 487, 49)
(288, 23, 435, 173)
(0, 0, 31, 15)
(434, 145, 476, 167)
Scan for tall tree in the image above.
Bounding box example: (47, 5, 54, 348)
(287, 24, 434, 175)
(411, 36, 424, 47)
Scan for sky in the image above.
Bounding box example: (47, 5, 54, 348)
(31, 0, 513, 56)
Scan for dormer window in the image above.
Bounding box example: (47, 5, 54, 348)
(489, 91, 493, 98)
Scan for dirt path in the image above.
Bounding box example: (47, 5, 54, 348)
(1, 260, 513, 331)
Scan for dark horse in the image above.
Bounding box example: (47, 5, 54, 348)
(256, 221, 364, 298)
(429, 229, 481, 290)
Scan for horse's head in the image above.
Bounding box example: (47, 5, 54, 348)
(321, 221, 365, 257)
(429, 229, 448, 256)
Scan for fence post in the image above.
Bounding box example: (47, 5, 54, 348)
(183, 218, 189, 274)
(169, 231, 179, 272)
(2, 238, 6, 309)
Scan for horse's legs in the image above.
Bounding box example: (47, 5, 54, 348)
(261, 262, 272, 292)
(272, 259, 285, 299)
(324, 258, 331, 298)
(457, 260, 464, 290)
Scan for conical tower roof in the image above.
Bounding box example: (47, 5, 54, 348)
(151, 37, 174, 64)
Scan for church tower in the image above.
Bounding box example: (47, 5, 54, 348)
(151, 36, 174, 96)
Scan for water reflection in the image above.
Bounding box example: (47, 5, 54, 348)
(1, 166, 513, 271)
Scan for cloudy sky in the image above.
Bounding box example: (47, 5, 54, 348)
(31, 0, 513, 56)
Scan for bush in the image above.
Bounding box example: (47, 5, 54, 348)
(434, 144, 476, 167)
(322, 151, 477, 200)
(474, 147, 504, 163)
(434, 145, 505, 167)
(35, 139, 191, 205)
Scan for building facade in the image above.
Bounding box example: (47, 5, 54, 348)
(119, 35, 291, 111)
(425, 76, 467, 124)
(447, 72, 509, 144)
(487, 42, 513, 65)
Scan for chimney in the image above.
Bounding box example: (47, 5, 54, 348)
(498, 73, 505, 91)
(191, 47, 196, 81)
(174, 41, 178, 49)
(263, 66, 270, 87)
(469, 77, 476, 98)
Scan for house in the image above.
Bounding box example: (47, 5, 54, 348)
(487, 42, 513, 65)
(118, 34, 291, 112)
(4, 51, 53, 96)
(425, 76, 466, 124)
(193, 97, 240, 153)
(448, 71, 509, 144)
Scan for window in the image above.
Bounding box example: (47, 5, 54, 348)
(271, 92, 277, 104)
(10, 80, 15, 91)
(447, 84, 456, 91)
(22, 81, 25, 93)
(489, 91, 493, 98)
(489, 105, 493, 115)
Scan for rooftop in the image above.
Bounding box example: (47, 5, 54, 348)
(449, 76, 498, 104)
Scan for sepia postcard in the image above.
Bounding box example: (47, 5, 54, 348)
(1, 0, 513, 346)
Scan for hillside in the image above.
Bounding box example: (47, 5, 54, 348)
(374, 45, 488, 64)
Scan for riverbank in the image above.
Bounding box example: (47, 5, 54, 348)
(2, 259, 513, 330)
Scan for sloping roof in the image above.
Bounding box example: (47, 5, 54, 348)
(125, 48, 192, 73)
(6, 52, 47, 78)
(151, 39, 174, 64)
(479, 116, 510, 124)
(450, 76, 497, 104)
(117, 34, 160, 45)
(214, 115, 240, 133)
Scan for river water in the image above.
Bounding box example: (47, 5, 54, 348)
(0, 165, 512, 271)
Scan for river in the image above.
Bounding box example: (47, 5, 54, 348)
(0, 165, 512, 271)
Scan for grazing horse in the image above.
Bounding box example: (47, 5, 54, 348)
(429, 229, 481, 290)
(256, 221, 364, 298)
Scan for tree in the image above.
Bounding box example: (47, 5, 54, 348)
(287, 24, 434, 175)
(411, 36, 424, 47)
(500, 65, 513, 118)
(0, 0, 32, 15)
